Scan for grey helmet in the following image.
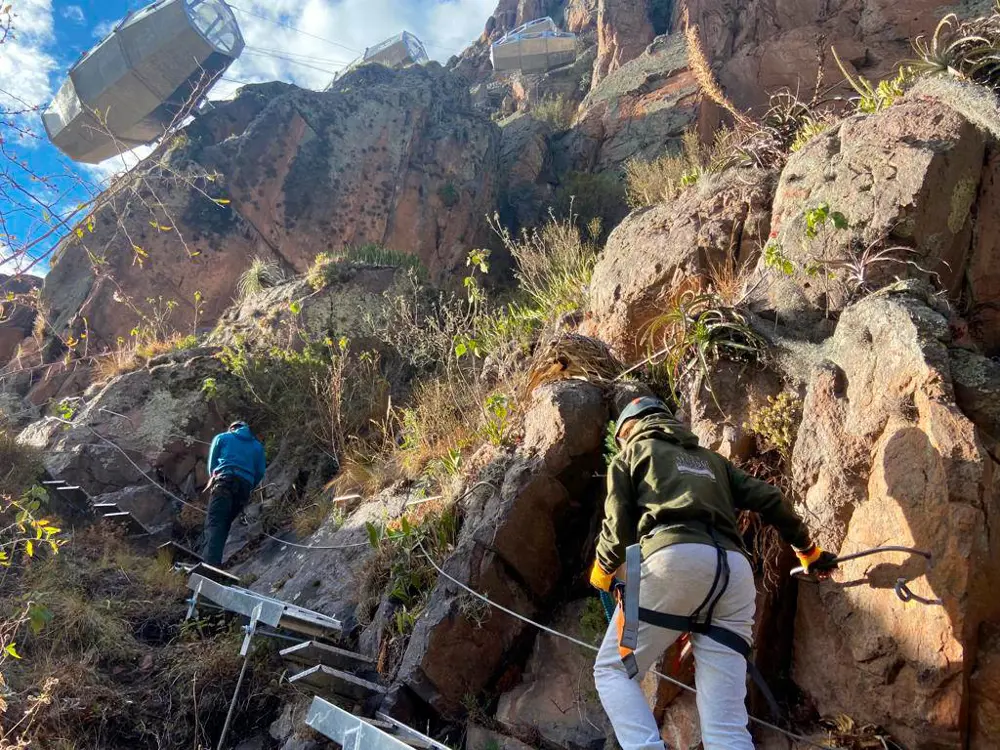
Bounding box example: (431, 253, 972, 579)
(615, 397, 671, 439)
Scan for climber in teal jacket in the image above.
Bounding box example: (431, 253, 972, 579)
(201, 421, 266, 565)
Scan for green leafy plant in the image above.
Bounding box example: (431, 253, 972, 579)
(55, 399, 77, 422)
(909, 8, 1000, 89)
(763, 239, 795, 276)
(438, 182, 460, 208)
(804, 203, 849, 239)
(480, 393, 514, 447)
(604, 420, 620, 465)
(833, 48, 912, 113)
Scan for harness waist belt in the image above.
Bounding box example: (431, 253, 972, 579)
(616, 542, 782, 720)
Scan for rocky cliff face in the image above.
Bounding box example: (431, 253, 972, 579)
(11, 2, 1000, 750)
(37, 64, 499, 350)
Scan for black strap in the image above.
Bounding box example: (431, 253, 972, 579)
(637, 607, 782, 719)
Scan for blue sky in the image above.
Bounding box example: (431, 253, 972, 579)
(0, 0, 493, 276)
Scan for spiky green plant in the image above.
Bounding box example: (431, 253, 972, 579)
(642, 289, 767, 411)
(910, 8, 1000, 88)
(236, 257, 284, 299)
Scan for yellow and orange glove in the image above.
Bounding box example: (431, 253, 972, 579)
(794, 543, 838, 574)
(589, 560, 615, 592)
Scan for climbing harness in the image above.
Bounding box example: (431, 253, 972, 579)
(415, 539, 845, 750)
(616, 540, 784, 719)
(790, 545, 942, 606)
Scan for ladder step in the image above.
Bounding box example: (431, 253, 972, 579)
(187, 562, 240, 586)
(280, 640, 374, 671)
(93, 502, 122, 513)
(289, 665, 385, 702)
(305, 697, 450, 750)
(41, 480, 67, 486)
(185, 573, 342, 637)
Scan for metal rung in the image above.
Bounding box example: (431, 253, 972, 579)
(305, 697, 450, 750)
(187, 562, 240, 586)
(185, 573, 341, 638)
(93, 502, 122, 513)
(289, 664, 385, 701)
(41, 480, 67, 486)
(280, 640, 374, 671)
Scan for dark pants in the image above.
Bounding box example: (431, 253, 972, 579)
(201, 474, 252, 566)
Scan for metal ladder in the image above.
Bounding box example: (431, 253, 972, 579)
(41, 476, 150, 535)
(185, 571, 388, 706)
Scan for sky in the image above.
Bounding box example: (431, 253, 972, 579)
(0, 0, 495, 275)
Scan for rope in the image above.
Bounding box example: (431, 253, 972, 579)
(414, 539, 845, 750)
(259, 530, 369, 551)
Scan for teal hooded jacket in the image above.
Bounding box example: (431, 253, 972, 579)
(207, 424, 266, 488)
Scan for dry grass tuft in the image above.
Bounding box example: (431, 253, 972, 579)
(525, 332, 623, 395)
(7, 524, 284, 749)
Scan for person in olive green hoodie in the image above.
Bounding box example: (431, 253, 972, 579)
(590, 397, 836, 750)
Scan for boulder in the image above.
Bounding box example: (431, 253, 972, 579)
(591, 0, 654, 88)
(39, 64, 500, 348)
(790, 291, 1000, 749)
(563, 34, 702, 172)
(394, 381, 608, 714)
(949, 347, 1000, 441)
(588, 168, 775, 359)
(495, 599, 612, 750)
(32, 352, 228, 498)
(205, 267, 406, 349)
(754, 101, 985, 327)
(466, 724, 535, 750)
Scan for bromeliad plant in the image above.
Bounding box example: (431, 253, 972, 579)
(643, 289, 767, 411)
(910, 4, 1000, 90)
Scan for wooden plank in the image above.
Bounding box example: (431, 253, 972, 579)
(289, 665, 385, 702)
(280, 640, 373, 671)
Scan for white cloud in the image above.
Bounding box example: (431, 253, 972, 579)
(60, 5, 85, 24)
(209, 0, 494, 98)
(91, 17, 118, 39)
(84, 144, 156, 184)
(0, 0, 58, 110)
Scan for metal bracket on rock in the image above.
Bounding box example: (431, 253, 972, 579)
(792, 545, 943, 606)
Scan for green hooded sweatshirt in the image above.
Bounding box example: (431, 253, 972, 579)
(595, 413, 812, 575)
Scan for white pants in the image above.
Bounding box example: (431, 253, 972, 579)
(593, 543, 756, 750)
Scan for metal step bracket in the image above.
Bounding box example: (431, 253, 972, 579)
(185, 573, 341, 638)
(305, 697, 450, 750)
(241, 603, 262, 657)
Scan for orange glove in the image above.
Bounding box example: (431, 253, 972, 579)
(589, 560, 615, 592)
(795, 543, 838, 574)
